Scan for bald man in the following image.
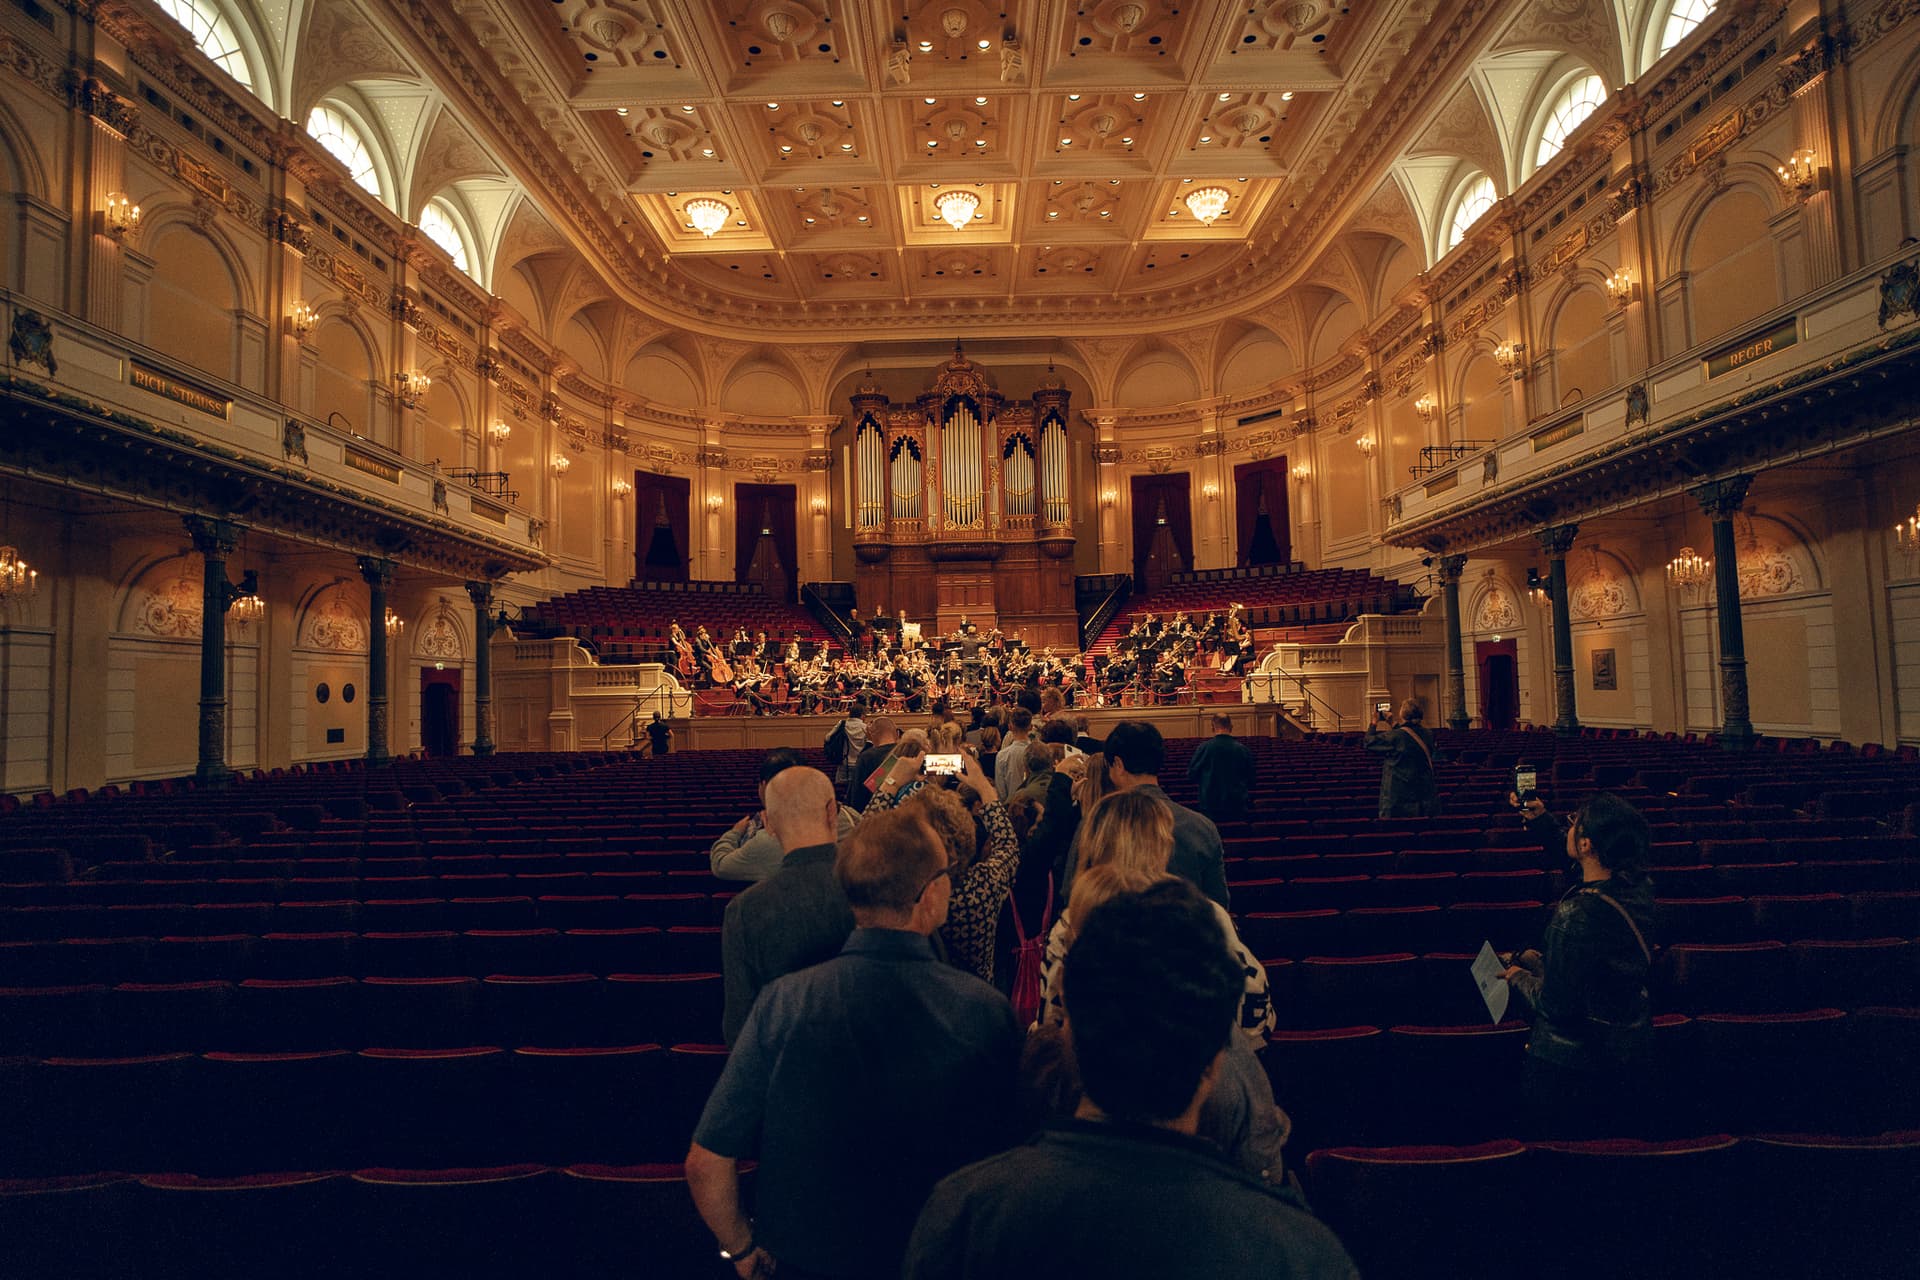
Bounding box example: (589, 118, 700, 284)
(720, 766, 858, 1045)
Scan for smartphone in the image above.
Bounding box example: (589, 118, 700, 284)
(1375, 701, 1392, 716)
(925, 753, 964, 776)
(1514, 767, 1538, 803)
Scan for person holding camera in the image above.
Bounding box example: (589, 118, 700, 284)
(1364, 698, 1439, 819)
(1499, 791, 1657, 1138)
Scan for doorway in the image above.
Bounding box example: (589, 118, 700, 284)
(420, 669, 461, 757)
(1475, 639, 1519, 731)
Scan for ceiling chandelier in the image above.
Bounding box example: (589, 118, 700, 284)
(384, 607, 406, 637)
(0, 544, 37, 607)
(1899, 504, 1920, 563)
(934, 188, 981, 231)
(684, 198, 731, 238)
(1184, 186, 1230, 225)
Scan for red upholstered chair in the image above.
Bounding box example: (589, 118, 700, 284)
(235, 976, 360, 1052)
(347, 1165, 563, 1274)
(269, 899, 361, 934)
(1523, 1136, 1744, 1279)
(1789, 937, 1915, 1009)
(359, 897, 450, 932)
(481, 972, 603, 1047)
(0, 1174, 137, 1280)
(1240, 909, 1348, 962)
(1738, 1132, 1920, 1278)
(136, 1171, 354, 1277)
(353, 1047, 513, 1168)
(1664, 941, 1794, 1014)
(361, 975, 481, 1049)
(1343, 905, 1443, 956)
(1304, 1140, 1529, 1280)
(561, 1162, 757, 1276)
(1380, 1023, 1530, 1144)
(662, 1044, 731, 1151)
(1852, 1006, 1920, 1130)
(147, 933, 256, 983)
(1690, 1008, 1851, 1134)
(356, 930, 461, 977)
(562, 926, 667, 975)
(658, 925, 723, 971)
(0, 984, 107, 1057)
(1654, 895, 1753, 945)
(108, 980, 234, 1055)
(462, 928, 567, 976)
(196, 1050, 361, 1173)
(19, 1054, 197, 1176)
(1294, 954, 1422, 1029)
(510, 1044, 670, 1163)
(1749, 892, 1854, 940)
(1262, 1025, 1386, 1152)
(604, 972, 724, 1046)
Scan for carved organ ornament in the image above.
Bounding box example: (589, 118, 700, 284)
(851, 347, 1073, 560)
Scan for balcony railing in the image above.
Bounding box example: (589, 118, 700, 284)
(1407, 441, 1493, 477)
(447, 468, 520, 505)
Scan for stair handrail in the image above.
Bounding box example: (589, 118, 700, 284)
(1078, 575, 1133, 650)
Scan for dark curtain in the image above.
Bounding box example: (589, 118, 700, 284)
(1129, 474, 1194, 586)
(632, 472, 690, 582)
(733, 483, 798, 598)
(1233, 457, 1292, 567)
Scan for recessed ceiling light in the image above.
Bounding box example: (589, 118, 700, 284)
(780, 144, 793, 152)
(840, 142, 854, 150)
(1280, 91, 1295, 100)
(925, 97, 937, 105)
(1110, 179, 1121, 185)
(616, 107, 629, 116)
(1238, 177, 1248, 182)
(1133, 93, 1147, 101)
(927, 139, 938, 147)
(977, 39, 991, 49)
(918, 39, 933, 51)
(831, 100, 845, 107)
(1182, 177, 1193, 183)
(1060, 137, 1072, 145)
(767, 102, 779, 109)
(1053, 179, 1063, 185)
(1068, 93, 1081, 101)
(974, 139, 986, 146)
(1200, 135, 1212, 143)
(857, 214, 868, 221)
(1122, 136, 1133, 143)
(702, 147, 714, 156)
(735, 219, 746, 226)
(1099, 210, 1110, 217)
(975, 96, 988, 105)
(1218, 93, 1233, 101)
(805, 216, 816, 224)
(681, 104, 694, 112)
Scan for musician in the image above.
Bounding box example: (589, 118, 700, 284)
(782, 635, 803, 670)
(1154, 649, 1186, 702)
(668, 620, 689, 650)
(730, 626, 753, 658)
(692, 626, 717, 685)
(753, 630, 773, 667)
(733, 656, 775, 715)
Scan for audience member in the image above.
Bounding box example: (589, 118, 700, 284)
(709, 749, 856, 883)
(644, 711, 672, 756)
(718, 767, 856, 1044)
(1040, 791, 1271, 1044)
(870, 752, 1021, 982)
(846, 715, 901, 810)
(826, 698, 870, 802)
(1187, 713, 1256, 824)
(1501, 791, 1656, 1138)
(994, 708, 1034, 800)
(902, 880, 1357, 1280)
(1366, 697, 1439, 819)
(1017, 866, 1290, 1183)
(690, 807, 1021, 1280)
(929, 721, 965, 755)
(1080, 720, 1231, 909)
(1037, 716, 1082, 758)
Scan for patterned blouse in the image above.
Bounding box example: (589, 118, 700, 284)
(867, 787, 1021, 984)
(1037, 902, 1275, 1047)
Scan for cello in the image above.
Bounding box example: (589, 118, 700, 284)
(674, 634, 699, 681)
(707, 644, 734, 683)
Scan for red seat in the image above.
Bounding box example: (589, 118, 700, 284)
(197, 1050, 361, 1172)
(0, 1174, 136, 1278)
(1305, 1140, 1529, 1280)
(347, 1165, 561, 1273)
(604, 972, 723, 1046)
(1241, 909, 1347, 961)
(357, 930, 460, 977)
(361, 975, 480, 1049)
(1688, 1009, 1850, 1133)
(1740, 1131, 1920, 1278)
(1262, 1025, 1385, 1152)
(0, 984, 108, 1056)
(108, 981, 234, 1055)
(1663, 941, 1793, 1014)
(1380, 1023, 1530, 1143)
(354, 1047, 513, 1168)
(481, 972, 602, 1047)
(561, 1162, 753, 1277)
(1789, 937, 1915, 1008)
(1749, 892, 1853, 939)
(511, 1045, 669, 1163)
(136, 1171, 354, 1275)
(235, 976, 360, 1052)
(1293, 954, 1421, 1029)
(1524, 1135, 1744, 1276)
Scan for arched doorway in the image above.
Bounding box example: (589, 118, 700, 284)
(1476, 639, 1518, 731)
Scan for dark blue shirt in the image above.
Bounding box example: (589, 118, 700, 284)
(693, 928, 1022, 1279)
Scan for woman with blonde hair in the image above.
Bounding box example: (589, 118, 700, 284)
(928, 721, 965, 755)
(1036, 790, 1274, 1045)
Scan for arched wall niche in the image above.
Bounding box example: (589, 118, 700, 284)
(1306, 298, 1363, 366)
(1543, 280, 1615, 407)
(560, 314, 610, 383)
(295, 581, 371, 655)
(719, 361, 807, 416)
(416, 375, 469, 470)
(1669, 180, 1782, 345)
(142, 218, 247, 382)
(1216, 325, 1296, 395)
(625, 346, 704, 411)
(1456, 348, 1508, 442)
(307, 312, 383, 444)
(1112, 341, 1200, 407)
(408, 597, 470, 663)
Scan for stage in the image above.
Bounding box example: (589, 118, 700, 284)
(665, 702, 1289, 753)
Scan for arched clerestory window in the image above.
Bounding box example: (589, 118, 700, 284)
(418, 199, 474, 278)
(306, 105, 383, 202)
(1533, 74, 1608, 172)
(154, 0, 258, 96)
(1446, 175, 1497, 252)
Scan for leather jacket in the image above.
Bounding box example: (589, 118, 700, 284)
(1509, 866, 1656, 1073)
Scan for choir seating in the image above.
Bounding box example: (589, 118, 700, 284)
(2, 731, 1917, 1274)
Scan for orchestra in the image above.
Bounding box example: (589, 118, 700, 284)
(661, 602, 1257, 714)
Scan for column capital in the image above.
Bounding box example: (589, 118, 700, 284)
(1534, 523, 1579, 558)
(357, 556, 397, 588)
(464, 580, 495, 609)
(1437, 554, 1468, 583)
(183, 515, 242, 558)
(1692, 475, 1753, 519)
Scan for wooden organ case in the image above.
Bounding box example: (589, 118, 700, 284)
(849, 346, 1077, 647)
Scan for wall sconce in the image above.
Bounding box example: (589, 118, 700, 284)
(1290, 462, 1311, 484)
(706, 493, 724, 513)
(611, 478, 632, 499)
(487, 420, 512, 444)
(1776, 148, 1817, 197)
(1355, 434, 1376, 458)
(384, 606, 405, 637)
(1099, 489, 1118, 510)
(0, 543, 37, 607)
(551, 454, 571, 475)
(1525, 566, 1552, 606)
(1604, 269, 1636, 306)
(229, 591, 265, 625)
(1200, 481, 1220, 502)
(102, 192, 140, 239)
(288, 301, 317, 342)
(394, 370, 431, 409)
(1895, 503, 1919, 565)
(1413, 394, 1436, 423)
(810, 496, 828, 516)
(1493, 341, 1526, 378)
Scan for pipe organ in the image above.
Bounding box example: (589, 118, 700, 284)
(848, 346, 1077, 644)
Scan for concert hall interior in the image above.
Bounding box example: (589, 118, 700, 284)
(3, 0, 1920, 1273)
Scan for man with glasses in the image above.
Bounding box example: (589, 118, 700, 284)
(689, 806, 1021, 1280)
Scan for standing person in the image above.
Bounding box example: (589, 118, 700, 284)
(994, 707, 1034, 801)
(718, 767, 857, 1044)
(1366, 697, 1440, 819)
(644, 711, 672, 757)
(711, 749, 859, 883)
(1077, 721, 1230, 911)
(1502, 792, 1657, 1139)
(826, 697, 870, 803)
(902, 879, 1357, 1280)
(846, 715, 900, 811)
(689, 806, 1022, 1280)
(1187, 713, 1256, 824)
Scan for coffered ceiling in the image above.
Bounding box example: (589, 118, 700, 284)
(410, 0, 1482, 334)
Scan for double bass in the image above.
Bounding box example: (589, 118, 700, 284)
(674, 633, 699, 682)
(707, 645, 734, 683)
